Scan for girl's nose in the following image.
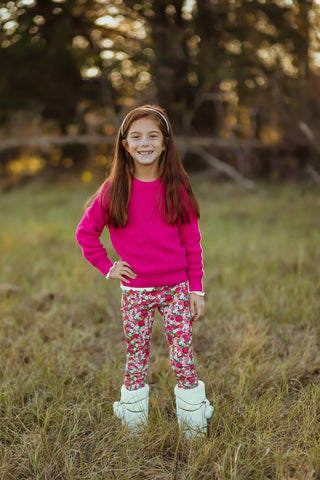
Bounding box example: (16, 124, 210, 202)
(140, 136, 149, 145)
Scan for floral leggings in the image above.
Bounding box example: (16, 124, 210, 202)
(120, 282, 198, 391)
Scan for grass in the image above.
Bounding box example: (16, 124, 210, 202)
(1, 179, 320, 479)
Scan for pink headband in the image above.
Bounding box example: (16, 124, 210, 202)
(120, 107, 170, 136)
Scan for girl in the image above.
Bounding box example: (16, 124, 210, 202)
(75, 105, 213, 437)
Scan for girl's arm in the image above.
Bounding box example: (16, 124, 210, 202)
(177, 189, 205, 320)
(75, 192, 114, 276)
(176, 185, 204, 292)
(177, 213, 204, 293)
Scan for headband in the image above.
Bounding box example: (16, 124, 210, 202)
(120, 107, 170, 136)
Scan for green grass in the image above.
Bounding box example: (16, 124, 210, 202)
(1, 180, 320, 479)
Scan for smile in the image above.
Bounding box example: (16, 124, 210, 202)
(138, 151, 154, 155)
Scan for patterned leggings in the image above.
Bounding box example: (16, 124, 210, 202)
(121, 282, 198, 391)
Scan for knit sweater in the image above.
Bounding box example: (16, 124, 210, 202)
(75, 177, 203, 291)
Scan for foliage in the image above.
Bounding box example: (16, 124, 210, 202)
(0, 0, 91, 129)
(1, 181, 320, 478)
(0, 0, 320, 138)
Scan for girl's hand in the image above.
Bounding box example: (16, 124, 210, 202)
(109, 261, 137, 283)
(189, 293, 205, 321)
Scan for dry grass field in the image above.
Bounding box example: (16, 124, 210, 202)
(1, 180, 320, 479)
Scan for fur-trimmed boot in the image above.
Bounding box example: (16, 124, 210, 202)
(174, 380, 213, 438)
(113, 384, 149, 431)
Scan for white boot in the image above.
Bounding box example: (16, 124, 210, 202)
(113, 384, 149, 431)
(174, 380, 213, 438)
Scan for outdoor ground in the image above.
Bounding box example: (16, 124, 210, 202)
(1, 180, 320, 480)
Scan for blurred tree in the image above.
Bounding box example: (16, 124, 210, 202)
(122, 0, 320, 140)
(0, 0, 91, 130)
(0, 0, 319, 147)
(124, 0, 199, 128)
(0, 0, 155, 130)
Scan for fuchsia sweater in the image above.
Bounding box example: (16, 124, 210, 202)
(75, 177, 204, 291)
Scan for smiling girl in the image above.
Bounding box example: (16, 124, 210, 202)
(75, 105, 213, 437)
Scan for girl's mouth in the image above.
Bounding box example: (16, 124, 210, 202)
(138, 151, 153, 155)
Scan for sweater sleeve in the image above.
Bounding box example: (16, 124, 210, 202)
(177, 193, 204, 292)
(75, 190, 114, 276)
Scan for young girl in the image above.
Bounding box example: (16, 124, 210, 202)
(75, 105, 213, 437)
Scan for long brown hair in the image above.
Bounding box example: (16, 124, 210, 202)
(92, 105, 200, 227)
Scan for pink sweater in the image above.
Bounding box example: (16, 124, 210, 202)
(75, 177, 203, 291)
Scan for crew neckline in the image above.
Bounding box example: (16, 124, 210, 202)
(133, 177, 161, 186)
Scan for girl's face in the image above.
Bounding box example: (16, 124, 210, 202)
(123, 117, 166, 177)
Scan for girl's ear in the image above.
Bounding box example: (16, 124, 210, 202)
(122, 139, 129, 152)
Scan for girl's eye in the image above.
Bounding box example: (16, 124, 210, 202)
(129, 133, 160, 140)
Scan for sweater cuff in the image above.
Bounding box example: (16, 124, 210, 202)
(188, 277, 203, 293)
(189, 291, 205, 296)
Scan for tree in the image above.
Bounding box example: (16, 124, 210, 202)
(0, 0, 319, 148)
(0, 0, 94, 129)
